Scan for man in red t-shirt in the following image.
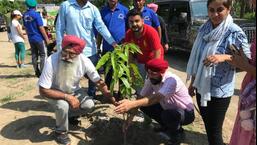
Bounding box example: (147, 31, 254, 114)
(125, 9, 164, 75)
(124, 9, 164, 94)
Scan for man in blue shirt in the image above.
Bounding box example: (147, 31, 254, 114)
(23, 0, 50, 78)
(56, 0, 117, 98)
(133, 0, 162, 39)
(98, 0, 128, 88)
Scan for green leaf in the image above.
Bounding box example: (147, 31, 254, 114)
(120, 63, 130, 79)
(120, 77, 131, 89)
(128, 43, 142, 54)
(111, 52, 118, 80)
(116, 51, 128, 62)
(96, 52, 111, 70)
(118, 65, 125, 78)
(110, 80, 115, 95)
(104, 62, 112, 76)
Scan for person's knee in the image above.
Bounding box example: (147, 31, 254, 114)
(80, 99, 95, 111)
(55, 100, 69, 114)
(161, 109, 181, 129)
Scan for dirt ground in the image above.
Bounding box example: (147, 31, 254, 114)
(0, 31, 246, 145)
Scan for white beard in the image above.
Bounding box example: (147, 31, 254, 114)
(55, 57, 79, 94)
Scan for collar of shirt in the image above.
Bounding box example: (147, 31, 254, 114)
(69, 0, 91, 9)
(142, 6, 148, 13)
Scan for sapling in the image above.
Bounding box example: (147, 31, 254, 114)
(96, 43, 143, 145)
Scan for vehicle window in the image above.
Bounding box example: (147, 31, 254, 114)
(169, 2, 190, 24)
(158, 4, 170, 23)
(191, 1, 208, 17)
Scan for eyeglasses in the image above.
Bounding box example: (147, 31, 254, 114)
(147, 69, 160, 76)
(208, 7, 225, 14)
(61, 50, 77, 58)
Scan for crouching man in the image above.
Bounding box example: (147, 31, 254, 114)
(38, 35, 116, 145)
(115, 58, 195, 145)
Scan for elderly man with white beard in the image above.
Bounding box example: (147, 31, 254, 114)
(38, 35, 116, 145)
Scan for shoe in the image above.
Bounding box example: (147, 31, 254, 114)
(54, 132, 71, 145)
(167, 128, 185, 145)
(69, 116, 81, 126)
(17, 64, 20, 68)
(35, 71, 41, 78)
(20, 64, 26, 68)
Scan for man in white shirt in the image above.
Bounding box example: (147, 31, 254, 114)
(38, 35, 116, 145)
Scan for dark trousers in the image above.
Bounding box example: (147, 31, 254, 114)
(196, 93, 231, 145)
(140, 104, 195, 133)
(30, 41, 47, 75)
(85, 54, 99, 97)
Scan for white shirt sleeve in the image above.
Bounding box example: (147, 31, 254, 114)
(83, 56, 101, 83)
(12, 20, 19, 27)
(38, 57, 54, 89)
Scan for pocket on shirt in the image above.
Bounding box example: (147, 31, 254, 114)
(83, 17, 93, 29)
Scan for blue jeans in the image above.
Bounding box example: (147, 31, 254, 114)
(85, 54, 99, 98)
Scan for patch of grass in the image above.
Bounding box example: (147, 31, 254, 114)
(0, 92, 25, 104)
(0, 94, 16, 104)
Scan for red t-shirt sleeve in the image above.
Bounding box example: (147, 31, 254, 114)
(148, 27, 162, 51)
(147, 27, 164, 59)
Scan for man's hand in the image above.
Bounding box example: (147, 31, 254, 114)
(115, 99, 135, 114)
(66, 95, 80, 109)
(188, 83, 196, 97)
(112, 42, 118, 48)
(109, 96, 118, 106)
(164, 44, 169, 53)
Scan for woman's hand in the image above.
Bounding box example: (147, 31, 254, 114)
(203, 54, 232, 67)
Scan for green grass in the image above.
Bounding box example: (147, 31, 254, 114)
(0, 92, 25, 104)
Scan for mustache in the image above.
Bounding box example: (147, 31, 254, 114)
(61, 58, 73, 63)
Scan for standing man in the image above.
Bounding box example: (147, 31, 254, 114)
(125, 9, 164, 82)
(39, 35, 117, 145)
(56, 0, 117, 98)
(147, 3, 170, 52)
(133, 0, 162, 39)
(98, 0, 128, 87)
(23, 0, 50, 78)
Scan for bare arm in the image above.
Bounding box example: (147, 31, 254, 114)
(157, 26, 162, 41)
(39, 86, 80, 109)
(96, 79, 117, 105)
(39, 26, 50, 45)
(115, 93, 163, 114)
(16, 25, 26, 40)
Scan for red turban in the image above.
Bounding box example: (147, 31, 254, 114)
(146, 59, 169, 74)
(62, 35, 86, 54)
